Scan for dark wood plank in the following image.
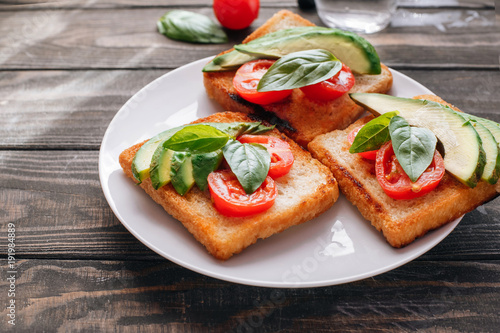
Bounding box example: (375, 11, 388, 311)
(0, 150, 159, 260)
(1, 69, 498, 149)
(0, 0, 295, 10)
(0, 150, 499, 260)
(0, 7, 497, 70)
(0, 259, 498, 331)
(0, 69, 165, 149)
(0, 0, 493, 10)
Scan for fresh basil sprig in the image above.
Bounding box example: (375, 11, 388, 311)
(222, 139, 271, 194)
(389, 116, 437, 182)
(349, 111, 399, 154)
(157, 10, 228, 44)
(257, 49, 342, 92)
(162, 125, 230, 153)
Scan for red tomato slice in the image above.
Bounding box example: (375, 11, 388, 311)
(375, 142, 445, 200)
(347, 126, 378, 160)
(300, 63, 355, 101)
(213, 0, 259, 30)
(237, 135, 294, 178)
(207, 170, 277, 217)
(233, 60, 292, 105)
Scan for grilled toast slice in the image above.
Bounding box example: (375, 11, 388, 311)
(203, 10, 393, 147)
(308, 101, 499, 248)
(119, 112, 339, 260)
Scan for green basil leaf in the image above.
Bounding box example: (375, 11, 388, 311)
(241, 122, 276, 135)
(192, 150, 223, 192)
(163, 125, 230, 153)
(222, 139, 271, 194)
(257, 49, 342, 92)
(389, 116, 437, 182)
(349, 111, 399, 153)
(207, 122, 274, 138)
(157, 10, 228, 44)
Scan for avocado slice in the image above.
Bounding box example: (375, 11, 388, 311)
(131, 126, 181, 182)
(350, 93, 486, 188)
(202, 27, 316, 72)
(149, 147, 174, 190)
(192, 151, 223, 191)
(462, 117, 500, 184)
(170, 152, 196, 196)
(203, 50, 259, 72)
(468, 116, 500, 184)
(203, 26, 381, 75)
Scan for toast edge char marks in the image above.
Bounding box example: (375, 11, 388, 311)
(119, 112, 339, 260)
(203, 10, 393, 147)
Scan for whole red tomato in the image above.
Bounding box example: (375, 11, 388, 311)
(213, 0, 260, 30)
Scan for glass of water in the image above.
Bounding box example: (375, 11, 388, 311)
(315, 0, 397, 34)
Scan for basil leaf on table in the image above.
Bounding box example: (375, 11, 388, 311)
(349, 111, 399, 153)
(163, 125, 230, 153)
(222, 139, 271, 194)
(157, 10, 228, 44)
(389, 116, 438, 182)
(257, 49, 342, 92)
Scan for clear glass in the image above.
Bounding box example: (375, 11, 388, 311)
(316, 0, 397, 34)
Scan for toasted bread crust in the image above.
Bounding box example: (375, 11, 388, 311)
(308, 111, 499, 248)
(203, 10, 393, 147)
(120, 112, 339, 260)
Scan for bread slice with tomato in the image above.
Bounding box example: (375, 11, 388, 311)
(203, 10, 393, 147)
(119, 111, 339, 260)
(308, 96, 499, 248)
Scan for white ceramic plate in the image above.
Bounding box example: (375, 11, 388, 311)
(99, 57, 460, 288)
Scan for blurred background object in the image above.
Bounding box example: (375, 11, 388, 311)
(315, 0, 397, 33)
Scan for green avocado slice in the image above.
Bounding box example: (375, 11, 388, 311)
(469, 116, 500, 184)
(203, 26, 381, 75)
(192, 151, 223, 192)
(462, 117, 500, 184)
(170, 152, 195, 196)
(149, 148, 174, 190)
(131, 126, 181, 182)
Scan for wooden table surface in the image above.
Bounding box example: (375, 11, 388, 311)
(1, 0, 499, 331)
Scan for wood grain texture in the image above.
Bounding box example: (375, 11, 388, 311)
(0, 1, 499, 331)
(0, 69, 165, 149)
(0, 7, 497, 70)
(0, 0, 296, 10)
(0, 69, 499, 149)
(0, 0, 493, 10)
(0, 259, 498, 332)
(0, 150, 499, 260)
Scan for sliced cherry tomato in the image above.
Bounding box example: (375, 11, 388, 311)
(300, 63, 355, 101)
(237, 135, 294, 178)
(375, 142, 445, 200)
(208, 170, 277, 217)
(347, 126, 378, 160)
(233, 60, 292, 105)
(213, 0, 259, 30)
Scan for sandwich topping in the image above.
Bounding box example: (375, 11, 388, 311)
(131, 122, 294, 217)
(349, 95, 500, 200)
(233, 59, 293, 105)
(232, 49, 355, 105)
(375, 141, 445, 200)
(203, 26, 381, 74)
(349, 112, 446, 200)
